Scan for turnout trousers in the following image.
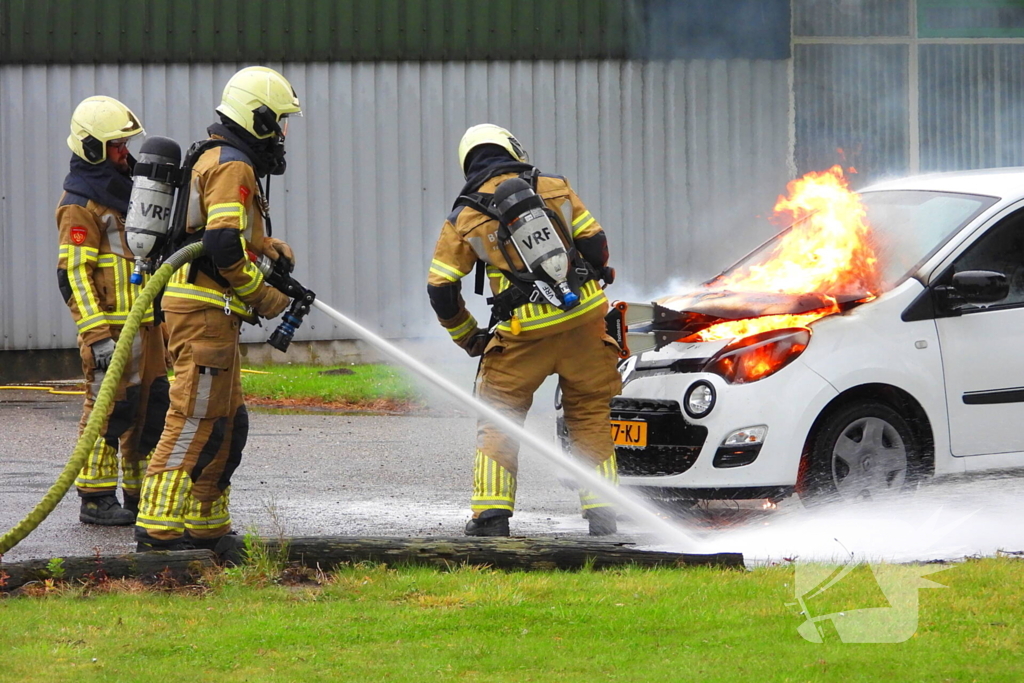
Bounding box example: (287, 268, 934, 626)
(75, 323, 170, 500)
(135, 309, 247, 543)
(472, 316, 623, 517)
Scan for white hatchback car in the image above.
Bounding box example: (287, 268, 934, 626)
(599, 168, 1024, 505)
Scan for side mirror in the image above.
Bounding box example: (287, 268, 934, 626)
(949, 270, 1009, 304)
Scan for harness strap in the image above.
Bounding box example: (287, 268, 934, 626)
(454, 170, 596, 323)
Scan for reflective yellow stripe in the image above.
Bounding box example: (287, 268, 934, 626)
(207, 202, 247, 239)
(66, 246, 101, 321)
(572, 211, 596, 237)
(112, 254, 125, 312)
(72, 251, 151, 326)
(496, 281, 606, 333)
(76, 313, 108, 333)
(208, 202, 244, 219)
(471, 450, 516, 511)
(430, 259, 467, 283)
(446, 315, 477, 342)
(233, 259, 265, 298)
(164, 283, 251, 316)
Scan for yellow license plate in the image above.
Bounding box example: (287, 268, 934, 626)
(611, 419, 648, 448)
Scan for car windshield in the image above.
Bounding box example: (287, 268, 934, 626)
(716, 190, 998, 292)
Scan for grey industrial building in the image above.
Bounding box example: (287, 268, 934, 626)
(1, 0, 1021, 379)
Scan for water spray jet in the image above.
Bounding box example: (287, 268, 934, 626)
(311, 299, 704, 552)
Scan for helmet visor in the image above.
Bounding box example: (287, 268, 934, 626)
(107, 136, 136, 152)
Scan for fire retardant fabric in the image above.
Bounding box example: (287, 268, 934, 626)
(159, 142, 288, 322)
(136, 140, 287, 544)
(428, 170, 620, 517)
(56, 181, 168, 499)
(135, 309, 246, 541)
(473, 317, 622, 514)
(428, 173, 609, 344)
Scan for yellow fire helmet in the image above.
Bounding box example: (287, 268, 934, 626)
(216, 66, 302, 140)
(67, 96, 144, 164)
(457, 123, 529, 175)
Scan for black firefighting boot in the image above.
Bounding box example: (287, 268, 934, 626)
(122, 492, 140, 517)
(464, 510, 511, 537)
(79, 494, 136, 526)
(584, 507, 618, 536)
(187, 531, 247, 567)
(135, 529, 194, 553)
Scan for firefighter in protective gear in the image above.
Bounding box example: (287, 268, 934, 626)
(135, 66, 300, 559)
(428, 124, 622, 537)
(56, 96, 170, 525)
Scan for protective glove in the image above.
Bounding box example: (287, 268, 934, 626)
(262, 237, 295, 273)
(91, 338, 116, 371)
(254, 287, 291, 320)
(463, 330, 491, 358)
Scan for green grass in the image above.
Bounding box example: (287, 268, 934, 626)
(1, 558, 1022, 682)
(240, 363, 419, 406)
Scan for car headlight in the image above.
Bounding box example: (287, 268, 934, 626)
(684, 380, 716, 418)
(702, 327, 810, 384)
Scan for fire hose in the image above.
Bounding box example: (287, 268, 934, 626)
(1, 245, 696, 555)
(0, 242, 204, 556)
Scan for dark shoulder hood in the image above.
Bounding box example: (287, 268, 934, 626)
(62, 154, 134, 215)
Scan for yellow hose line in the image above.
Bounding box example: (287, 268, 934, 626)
(0, 243, 202, 556)
(0, 385, 85, 396)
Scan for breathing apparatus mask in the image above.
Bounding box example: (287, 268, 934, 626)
(250, 106, 291, 176)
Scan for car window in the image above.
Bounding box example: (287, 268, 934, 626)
(952, 207, 1024, 309)
(714, 191, 996, 294)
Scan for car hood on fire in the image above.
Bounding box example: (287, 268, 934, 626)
(657, 290, 846, 319)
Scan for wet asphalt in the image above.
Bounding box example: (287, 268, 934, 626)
(0, 389, 599, 562)
(5, 389, 1024, 565)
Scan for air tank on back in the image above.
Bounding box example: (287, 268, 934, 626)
(126, 135, 182, 284)
(492, 177, 579, 308)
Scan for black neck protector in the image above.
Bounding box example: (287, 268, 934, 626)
(63, 154, 136, 215)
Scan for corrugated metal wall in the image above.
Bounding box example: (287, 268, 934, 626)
(794, 0, 909, 37)
(0, 60, 790, 350)
(920, 44, 1024, 170)
(794, 43, 910, 181)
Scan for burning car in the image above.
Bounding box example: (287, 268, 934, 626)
(586, 166, 1024, 505)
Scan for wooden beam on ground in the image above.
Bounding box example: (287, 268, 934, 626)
(268, 536, 743, 571)
(0, 550, 217, 592)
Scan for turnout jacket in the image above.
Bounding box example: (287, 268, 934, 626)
(161, 140, 283, 322)
(428, 172, 609, 343)
(56, 192, 155, 347)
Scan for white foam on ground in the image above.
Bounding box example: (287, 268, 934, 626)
(690, 474, 1024, 564)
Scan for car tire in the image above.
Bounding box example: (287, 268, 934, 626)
(800, 400, 920, 507)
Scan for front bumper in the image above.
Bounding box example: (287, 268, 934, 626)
(612, 360, 838, 494)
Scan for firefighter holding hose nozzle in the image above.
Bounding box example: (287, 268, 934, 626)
(427, 124, 621, 537)
(134, 66, 302, 561)
(56, 97, 171, 526)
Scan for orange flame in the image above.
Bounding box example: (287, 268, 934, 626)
(694, 166, 879, 342)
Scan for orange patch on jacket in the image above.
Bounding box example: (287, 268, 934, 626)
(70, 226, 87, 245)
